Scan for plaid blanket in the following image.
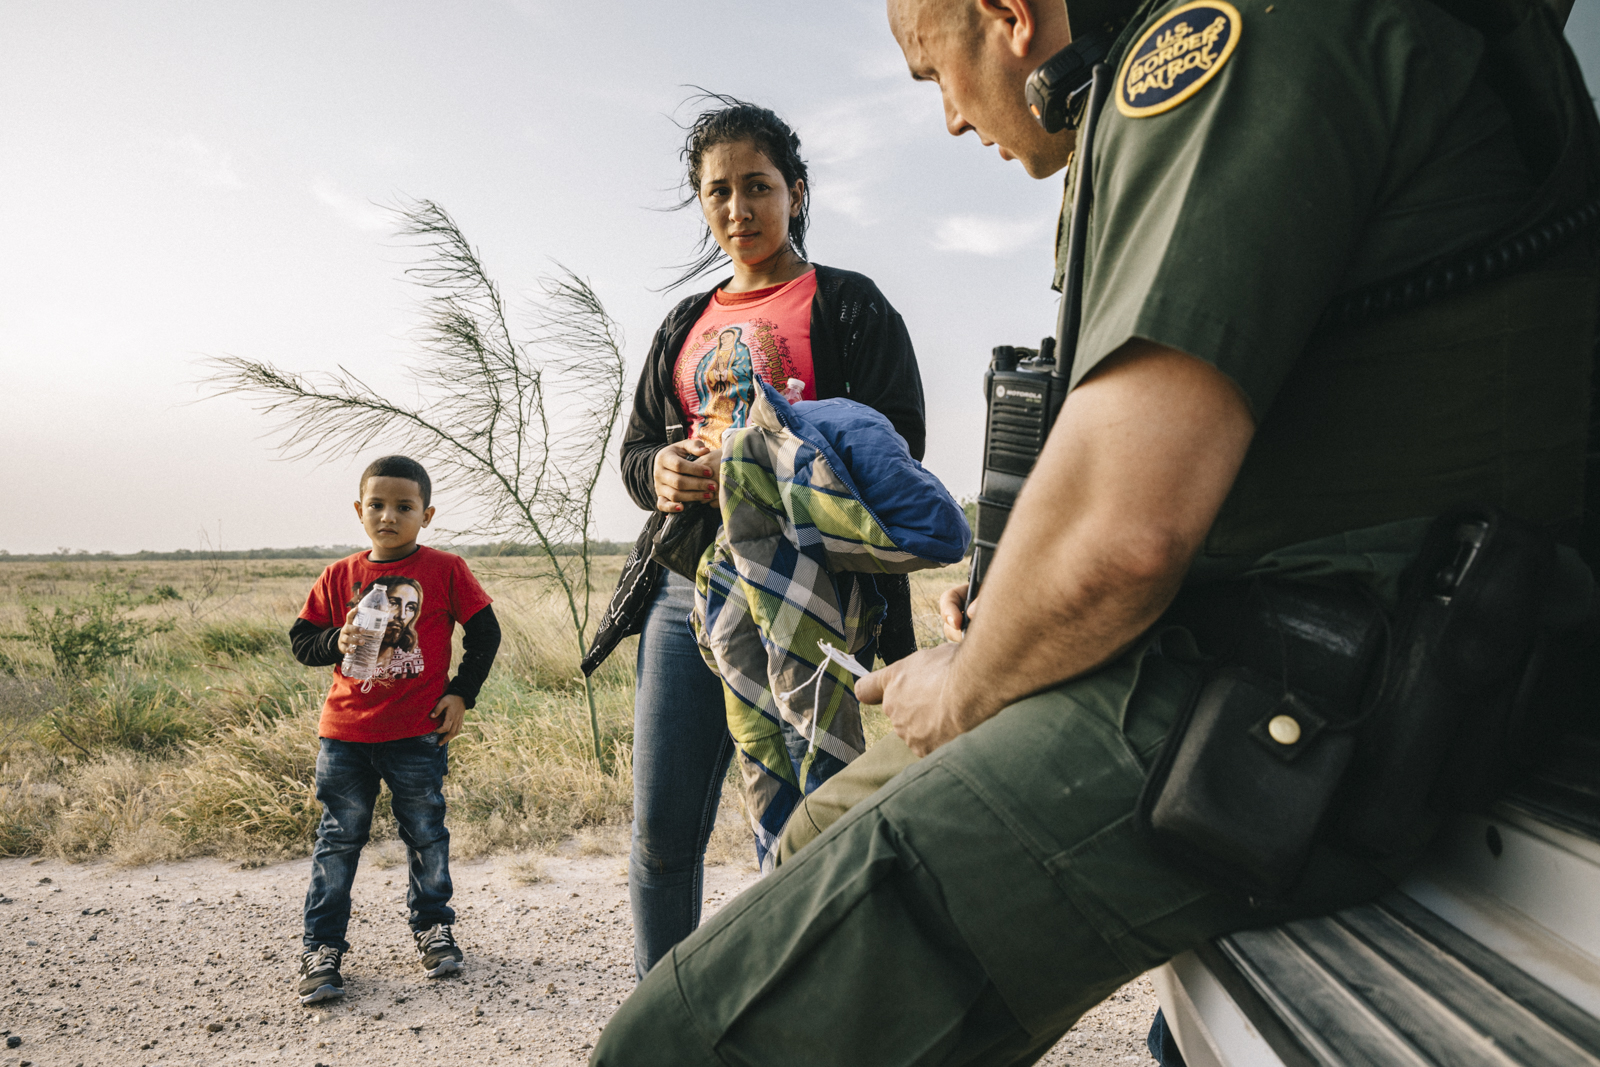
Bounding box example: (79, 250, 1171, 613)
(692, 383, 968, 870)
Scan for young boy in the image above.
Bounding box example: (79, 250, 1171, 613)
(287, 455, 501, 1005)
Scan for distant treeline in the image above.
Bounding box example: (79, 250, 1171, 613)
(454, 541, 633, 558)
(0, 541, 633, 563)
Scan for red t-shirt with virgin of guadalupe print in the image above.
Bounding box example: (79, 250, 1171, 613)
(673, 267, 818, 448)
(299, 545, 493, 743)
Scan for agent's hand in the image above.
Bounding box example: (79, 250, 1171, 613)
(856, 643, 964, 757)
(336, 607, 365, 655)
(653, 439, 722, 512)
(430, 694, 467, 744)
(938, 583, 979, 643)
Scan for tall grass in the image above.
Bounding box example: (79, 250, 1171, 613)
(0, 555, 956, 866)
(0, 556, 639, 864)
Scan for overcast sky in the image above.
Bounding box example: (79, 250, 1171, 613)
(3, 2, 1599, 554)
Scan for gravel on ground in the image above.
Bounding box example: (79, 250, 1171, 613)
(0, 849, 1159, 1066)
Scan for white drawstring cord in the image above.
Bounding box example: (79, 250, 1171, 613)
(777, 641, 871, 756)
(817, 640, 871, 679)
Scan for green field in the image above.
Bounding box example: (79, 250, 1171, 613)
(0, 555, 955, 865)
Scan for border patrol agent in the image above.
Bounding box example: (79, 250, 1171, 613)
(593, 0, 1600, 1062)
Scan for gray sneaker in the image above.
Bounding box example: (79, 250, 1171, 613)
(297, 945, 345, 1004)
(413, 923, 463, 978)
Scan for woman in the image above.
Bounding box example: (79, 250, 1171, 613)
(583, 96, 927, 980)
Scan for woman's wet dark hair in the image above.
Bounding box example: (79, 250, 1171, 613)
(668, 93, 810, 290)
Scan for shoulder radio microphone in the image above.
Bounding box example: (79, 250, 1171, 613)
(1024, 30, 1114, 133)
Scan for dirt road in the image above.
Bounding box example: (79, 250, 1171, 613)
(1, 850, 1159, 1066)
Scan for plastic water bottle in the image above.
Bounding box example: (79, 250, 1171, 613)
(782, 378, 805, 404)
(340, 585, 393, 680)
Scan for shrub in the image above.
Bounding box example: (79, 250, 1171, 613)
(24, 583, 168, 676)
(44, 675, 198, 755)
(496, 598, 636, 692)
(442, 686, 633, 857)
(0, 553, 668, 862)
(195, 658, 325, 724)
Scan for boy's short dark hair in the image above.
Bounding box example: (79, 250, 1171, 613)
(360, 455, 432, 507)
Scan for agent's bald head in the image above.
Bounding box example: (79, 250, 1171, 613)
(887, 0, 1077, 178)
(888, 0, 978, 73)
(889, 0, 976, 36)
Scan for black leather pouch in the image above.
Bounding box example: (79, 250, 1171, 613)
(1141, 505, 1592, 896)
(1139, 667, 1355, 900)
(1138, 581, 1387, 901)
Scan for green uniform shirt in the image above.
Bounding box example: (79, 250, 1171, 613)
(1060, 0, 1598, 588)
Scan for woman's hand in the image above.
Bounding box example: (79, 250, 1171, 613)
(653, 439, 722, 512)
(938, 582, 978, 643)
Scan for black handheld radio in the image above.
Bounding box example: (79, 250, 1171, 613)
(967, 62, 1111, 615)
(967, 341, 1069, 597)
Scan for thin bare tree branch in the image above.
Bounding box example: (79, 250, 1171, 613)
(201, 197, 627, 762)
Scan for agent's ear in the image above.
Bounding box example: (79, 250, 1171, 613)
(421, 505, 436, 528)
(353, 499, 364, 523)
(976, 0, 1041, 59)
(789, 178, 805, 218)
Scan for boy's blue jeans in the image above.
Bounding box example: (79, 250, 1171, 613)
(303, 734, 455, 952)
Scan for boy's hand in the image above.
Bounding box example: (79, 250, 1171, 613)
(430, 694, 467, 744)
(336, 607, 364, 655)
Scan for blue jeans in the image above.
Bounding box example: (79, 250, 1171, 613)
(303, 734, 455, 951)
(629, 570, 734, 981)
(1147, 1009, 1187, 1065)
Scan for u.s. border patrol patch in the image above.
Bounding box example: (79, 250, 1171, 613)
(1116, 0, 1241, 118)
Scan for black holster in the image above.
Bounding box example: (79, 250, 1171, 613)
(1138, 505, 1594, 901)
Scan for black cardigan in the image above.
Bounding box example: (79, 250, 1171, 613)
(584, 265, 927, 675)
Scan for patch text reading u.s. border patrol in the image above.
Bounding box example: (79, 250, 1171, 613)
(1116, 0, 1241, 118)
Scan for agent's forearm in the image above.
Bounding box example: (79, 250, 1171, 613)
(944, 464, 1188, 732)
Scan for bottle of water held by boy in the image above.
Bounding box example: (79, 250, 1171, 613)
(782, 378, 805, 404)
(340, 585, 393, 681)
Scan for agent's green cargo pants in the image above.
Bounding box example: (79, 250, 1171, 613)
(776, 729, 919, 865)
(591, 636, 1395, 1067)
